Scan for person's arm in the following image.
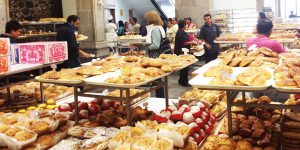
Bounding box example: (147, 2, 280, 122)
(215, 24, 222, 37)
(273, 41, 286, 53)
(147, 28, 161, 51)
(199, 28, 212, 50)
(79, 50, 92, 58)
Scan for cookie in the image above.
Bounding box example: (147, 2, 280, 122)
(285, 112, 300, 122)
(282, 132, 300, 140)
(284, 121, 300, 129)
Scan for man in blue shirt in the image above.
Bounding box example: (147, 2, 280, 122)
(199, 14, 222, 63)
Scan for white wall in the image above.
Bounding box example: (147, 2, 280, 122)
(115, 0, 138, 24)
(213, 0, 256, 10)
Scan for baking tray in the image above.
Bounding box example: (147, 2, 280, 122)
(214, 41, 246, 44)
(272, 84, 300, 93)
(84, 70, 171, 88)
(189, 67, 274, 91)
(35, 76, 83, 84)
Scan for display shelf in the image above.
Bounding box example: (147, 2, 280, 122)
(189, 60, 300, 139)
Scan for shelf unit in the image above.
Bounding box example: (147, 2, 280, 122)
(211, 8, 258, 33)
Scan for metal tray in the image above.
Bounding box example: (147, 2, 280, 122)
(84, 70, 171, 88)
(35, 76, 83, 84)
(189, 67, 274, 91)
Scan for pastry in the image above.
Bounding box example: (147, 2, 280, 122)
(259, 96, 271, 104)
(124, 56, 139, 62)
(14, 130, 34, 141)
(140, 58, 163, 67)
(29, 121, 50, 134)
(68, 126, 85, 138)
(204, 65, 233, 77)
(239, 57, 255, 67)
(251, 129, 265, 140)
(235, 140, 252, 150)
(228, 57, 243, 67)
(221, 51, 235, 65)
(4, 127, 22, 137)
(283, 121, 300, 129)
(142, 67, 165, 77)
(0, 125, 10, 133)
(161, 65, 173, 72)
(285, 112, 300, 122)
(35, 135, 53, 148)
(210, 76, 235, 86)
(282, 132, 300, 140)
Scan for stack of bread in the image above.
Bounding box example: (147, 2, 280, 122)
(219, 47, 279, 68)
(282, 112, 300, 150)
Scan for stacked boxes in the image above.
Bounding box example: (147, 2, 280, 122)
(0, 38, 11, 74)
(11, 41, 68, 64)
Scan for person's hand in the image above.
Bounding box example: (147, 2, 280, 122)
(82, 52, 92, 58)
(205, 43, 212, 50)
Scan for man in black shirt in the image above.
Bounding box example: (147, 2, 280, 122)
(56, 15, 91, 68)
(0, 20, 21, 43)
(199, 14, 222, 63)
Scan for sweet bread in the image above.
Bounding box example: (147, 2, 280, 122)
(228, 57, 243, 67)
(239, 57, 255, 67)
(221, 51, 235, 65)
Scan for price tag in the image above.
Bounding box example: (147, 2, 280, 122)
(51, 64, 57, 71)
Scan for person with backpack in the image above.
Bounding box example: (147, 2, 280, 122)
(143, 10, 171, 58)
(139, 10, 172, 98)
(117, 20, 125, 36)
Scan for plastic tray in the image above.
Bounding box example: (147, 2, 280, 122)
(35, 76, 83, 84)
(189, 67, 274, 91)
(84, 70, 171, 88)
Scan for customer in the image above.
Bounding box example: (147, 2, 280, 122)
(199, 14, 222, 63)
(175, 20, 196, 86)
(0, 20, 21, 43)
(185, 17, 197, 30)
(117, 20, 125, 36)
(246, 19, 286, 53)
(143, 10, 170, 98)
(258, 12, 267, 21)
(56, 15, 91, 68)
(129, 17, 141, 34)
(124, 21, 130, 33)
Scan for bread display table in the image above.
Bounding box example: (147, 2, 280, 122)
(189, 61, 300, 139)
(35, 56, 198, 125)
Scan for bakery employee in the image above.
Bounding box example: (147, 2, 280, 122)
(56, 15, 92, 68)
(199, 14, 222, 63)
(0, 20, 21, 43)
(246, 19, 286, 53)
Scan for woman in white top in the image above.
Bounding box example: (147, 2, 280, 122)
(105, 16, 118, 52)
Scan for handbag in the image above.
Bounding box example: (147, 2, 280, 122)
(149, 28, 172, 58)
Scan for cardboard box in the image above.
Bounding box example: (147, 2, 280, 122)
(10, 44, 20, 64)
(14, 41, 68, 64)
(0, 56, 10, 74)
(19, 43, 47, 64)
(0, 38, 10, 56)
(47, 42, 68, 63)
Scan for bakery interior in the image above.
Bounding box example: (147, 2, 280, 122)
(0, 0, 300, 149)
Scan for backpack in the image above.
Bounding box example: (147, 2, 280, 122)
(148, 28, 172, 58)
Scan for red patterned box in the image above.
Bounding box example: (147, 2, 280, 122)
(0, 56, 10, 74)
(47, 42, 68, 63)
(0, 38, 10, 56)
(16, 42, 68, 64)
(19, 44, 47, 64)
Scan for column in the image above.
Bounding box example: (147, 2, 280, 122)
(175, 0, 210, 27)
